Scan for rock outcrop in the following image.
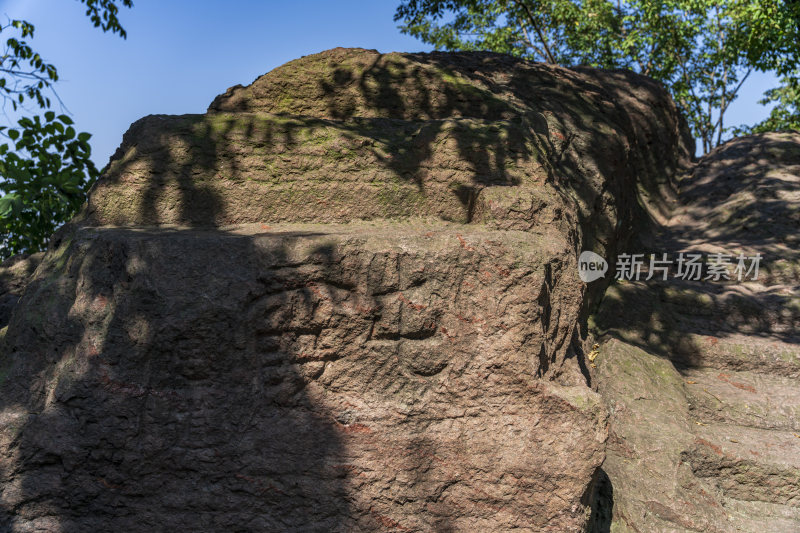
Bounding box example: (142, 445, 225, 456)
(592, 132, 800, 532)
(0, 253, 41, 332)
(0, 48, 698, 532)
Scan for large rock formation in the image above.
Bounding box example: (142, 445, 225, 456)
(0, 48, 695, 531)
(592, 132, 800, 532)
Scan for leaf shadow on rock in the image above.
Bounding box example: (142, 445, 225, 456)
(592, 133, 800, 374)
(0, 228, 366, 532)
(305, 51, 696, 388)
(668, 133, 800, 266)
(0, 48, 702, 530)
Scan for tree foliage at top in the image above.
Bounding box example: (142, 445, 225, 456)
(747, 73, 800, 134)
(0, 0, 132, 260)
(0, 113, 96, 256)
(395, 0, 800, 153)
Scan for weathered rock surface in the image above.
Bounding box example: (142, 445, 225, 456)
(592, 132, 800, 532)
(0, 48, 695, 531)
(87, 47, 691, 234)
(2, 224, 611, 532)
(0, 254, 42, 331)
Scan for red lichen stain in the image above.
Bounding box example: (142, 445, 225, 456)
(717, 372, 757, 393)
(439, 326, 456, 342)
(697, 488, 722, 508)
(99, 370, 146, 398)
(305, 282, 330, 301)
(340, 423, 372, 435)
(696, 438, 724, 456)
(368, 508, 409, 531)
(457, 314, 485, 326)
(353, 302, 378, 314)
(456, 234, 475, 251)
(424, 231, 433, 238)
(92, 295, 109, 312)
(707, 336, 719, 346)
(397, 293, 426, 311)
(260, 224, 271, 230)
(552, 131, 566, 141)
(86, 341, 100, 357)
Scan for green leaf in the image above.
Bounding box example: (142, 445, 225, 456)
(0, 194, 22, 218)
(77, 132, 91, 142)
(7, 129, 19, 140)
(57, 114, 74, 125)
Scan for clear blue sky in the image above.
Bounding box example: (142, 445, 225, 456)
(0, 0, 780, 165)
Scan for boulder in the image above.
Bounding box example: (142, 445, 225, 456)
(0, 48, 693, 531)
(592, 133, 800, 532)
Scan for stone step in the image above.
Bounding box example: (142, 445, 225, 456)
(682, 368, 800, 431)
(592, 281, 800, 376)
(684, 424, 800, 506)
(677, 334, 800, 378)
(721, 497, 800, 533)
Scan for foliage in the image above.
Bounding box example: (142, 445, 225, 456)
(82, 0, 133, 37)
(0, 0, 132, 259)
(395, 0, 622, 66)
(0, 19, 58, 111)
(748, 74, 800, 133)
(395, 0, 800, 153)
(0, 113, 97, 259)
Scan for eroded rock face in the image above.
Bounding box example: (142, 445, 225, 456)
(591, 133, 800, 532)
(0, 254, 42, 331)
(87, 48, 691, 235)
(0, 49, 692, 532)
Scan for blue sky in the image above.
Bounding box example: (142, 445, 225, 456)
(0, 0, 781, 165)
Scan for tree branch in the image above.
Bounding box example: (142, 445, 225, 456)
(520, 27, 547, 62)
(714, 68, 752, 146)
(511, 0, 557, 64)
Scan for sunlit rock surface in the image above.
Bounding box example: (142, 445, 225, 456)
(592, 132, 800, 532)
(0, 48, 696, 531)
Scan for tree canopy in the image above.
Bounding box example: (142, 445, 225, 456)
(395, 0, 800, 153)
(0, 0, 132, 260)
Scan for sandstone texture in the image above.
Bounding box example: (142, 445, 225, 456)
(0, 254, 42, 332)
(591, 132, 800, 532)
(2, 224, 610, 532)
(0, 47, 734, 532)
